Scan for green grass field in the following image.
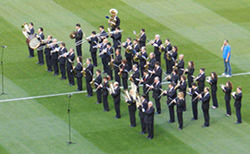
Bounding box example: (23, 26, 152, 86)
(0, 0, 250, 153)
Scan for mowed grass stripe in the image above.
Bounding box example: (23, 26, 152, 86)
(122, 0, 250, 71)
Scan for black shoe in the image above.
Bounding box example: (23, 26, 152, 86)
(140, 131, 145, 134)
(156, 112, 161, 114)
(47, 70, 52, 72)
(168, 120, 175, 123)
(130, 125, 136, 127)
(96, 102, 100, 104)
(36, 62, 40, 64)
(76, 89, 81, 91)
(147, 136, 153, 140)
(202, 125, 209, 128)
(39, 63, 44, 65)
(235, 121, 241, 124)
(191, 118, 197, 120)
(54, 73, 59, 76)
(28, 56, 34, 58)
(178, 127, 183, 130)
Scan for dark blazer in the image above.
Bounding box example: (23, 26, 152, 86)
(179, 80, 187, 94)
(139, 33, 146, 47)
(98, 30, 108, 43)
(164, 43, 172, 59)
(201, 92, 210, 109)
(88, 36, 98, 53)
(132, 69, 140, 85)
(171, 74, 179, 84)
(165, 88, 176, 105)
(28, 27, 34, 35)
(123, 42, 133, 59)
(144, 106, 155, 124)
(191, 87, 199, 102)
(139, 52, 148, 67)
(94, 75, 102, 88)
(177, 60, 184, 75)
(85, 64, 94, 81)
(126, 96, 136, 111)
(111, 32, 122, 49)
(196, 73, 205, 90)
(75, 62, 83, 78)
(58, 47, 67, 64)
(233, 93, 242, 108)
(176, 98, 185, 112)
(209, 78, 217, 91)
(121, 64, 129, 79)
(152, 82, 161, 99)
(114, 54, 122, 68)
(154, 66, 162, 81)
(75, 29, 83, 44)
(148, 58, 156, 71)
(102, 81, 109, 96)
(224, 87, 232, 101)
(66, 52, 75, 67)
(111, 87, 121, 104)
(153, 39, 162, 55)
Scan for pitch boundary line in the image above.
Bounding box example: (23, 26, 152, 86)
(0, 72, 249, 103)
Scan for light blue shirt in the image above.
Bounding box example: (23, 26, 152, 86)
(223, 45, 231, 60)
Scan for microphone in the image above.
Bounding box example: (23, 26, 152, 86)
(1, 46, 7, 48)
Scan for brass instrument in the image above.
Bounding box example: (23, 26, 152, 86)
(133, 53, 140, 62)
(174, 81, 181, 90)
(69, 31, 77, 39)
(206, 76, 211, 83)
(129, 74, 134, 82)
(109, 82, 115, 94)
(124, 90, 132, 102)
(220, 84, 225, 90)
(107, 8, 118, 29)
(231, 92, 236, 97)
(136, 94, 142, 108)
(159, 44, 165, 52)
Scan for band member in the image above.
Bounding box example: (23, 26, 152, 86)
(144, 101, 155, 139)
(112, 49, 122, 84)
(110, 27, 122, 50)
(125, 89, 137, 127)
(51, 39, 60, 76)
(165, 69, 179, 84)
(186, 61, 195, 88)
(177, 54, 185, 77)
(172, 46, 178, 62)
(120, 60, 129, 90)
(44, 35, 53, 72)
(74, 24, 83, 57)
(221, 81, 232, 116)
(207, 72, 218, 109)
(27, 22, 35, 57)
(149, 77, 162, 114)
(106, 43, 114, 80)
(139, 47, 148, 76)
(195, 68, 205, 93)
(101, 76, 110, 111)
(132, 39, 140, 65)
(153, 62, 162, 82)
(58, 42, 67, 80)
(36, 27, 45, 65)
(66, 48, 75, 86)
(108, 8, 120, 31)
(87, 31, 98, 67)
(141, 70, 150, 101)
(98, 25, 108, 43)
(74, 57, 83, 91)
(161, 39, 172, 74)
(138, 95, 148, 134)
(138, 28, 146, 48)
(99, 39, 109, 74)
(84, 58, 94, 97)
(175, 75, 187, 111)
(131, 64, 140, 92)
(190, 83, 199, 120)
(111, 82, 121, 119)
(232, 87, 242, 124)
(122, 37, 133, 71)
(198, 87, 210, 127)
(94, 69, 102, 104)
(175, 92, 185, 130)
(147, 52, 156, 82)
(163, 82, 177, 123)
(151, 34, 162, 64)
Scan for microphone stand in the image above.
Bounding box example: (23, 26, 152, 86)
(1, 46, 6, 95)
(67, 94, 73, 144)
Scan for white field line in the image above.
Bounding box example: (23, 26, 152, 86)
(0, 72, 249, 103)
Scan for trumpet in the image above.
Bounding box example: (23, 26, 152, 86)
(108, 28, 123, 34)
(206, 76, 211, 83)
(146, 39, 154, 46)
(109, 82, 115, 94)
(231, 92, 236, 97)
(220, 84, 225, 90)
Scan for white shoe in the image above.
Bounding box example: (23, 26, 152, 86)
(226, 75, 232, 78)
(221, 73, 226, 76)
(212, 106, 217, 109)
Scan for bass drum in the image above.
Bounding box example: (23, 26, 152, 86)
(29, 37, 41, 49)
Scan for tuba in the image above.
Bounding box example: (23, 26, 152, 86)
(69, 31, 77, 39)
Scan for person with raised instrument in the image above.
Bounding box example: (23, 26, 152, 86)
(185, 61, 195, 88)
(175, 75, 187, 111)
(138, 95, 148, 134)
(111, 82, 121, 119)
(197, 87, 210, 127)
(122, 37, 133, 71)
(74, 57, 83, 91)
(110, 27, 122, 50)
(153, 62, 162, 82)
(99, 39, 109, 73)
(94, 69, 102, 104)
(150, 34, 162, 64)
(221, 81, 232, 116)
(161, 39, 172, 75)
(125, 89, 137, 127)
(143, 101, 155, 139)
(132, 39, 140, 65)
(106, 42, 114, 80)
(36, 27, 45, 65)
(101, 76, 110, 112)
(141, 70, 150, 101)
(139, 47, 148, 76)
(165, 69, 179, 85)
(108, 8, 120, 31)
(44, 35, 53, 72)
(131, 64, 140, 92)
(113, 49, 122, 84)
(58, 42, 67, 80)
(87, 31, 98, 67)
(171, 46, 178, 70)
(148, 77, 162, 114)
(27, 22, 35, 58)
(98, 25, 108, 43)
(189, 83, 199, 120)
(66, 48, 75, 86)
(176, 54, 185, 77)
(74, 24, 83, 57)
(147, 52, 156, 81)
(50, 39, 60, 76)
(207, 72, 218, 109)
(195, 68, 206, 93)
(138, 29, 146, 48)
(175, 92, 185, 130)
(120, 60, 129, 90)
(84, 58, 94, 97)
(232, 87, 242, 124)
(163, 82, 177, 123)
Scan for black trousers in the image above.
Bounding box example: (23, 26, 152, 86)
(37, 50, 44, 64)
(96, 89, 102, 103)
(86, 79, 93, 96)
(192, 101, 198, 119)
(103, 94, 109, 111)
(140, 65, 145, 77)
(76, 45, 82, 57)
(188, 77, 193, 88)
(67, 67, 75, 85)
(128, 106, 136, 126)
(211, 89, 218, 107)
(107, 67, 113, 80)
(139, 114, 146, 133)
(114, 102, 121, 118)
(60, 63, 66, 79)
(52, 59, 59, 75)
(168, 105, 175, 122)
(177, 111, 183, 129)
(155, 53, 161, 64)
(155, 98, 161, 113)
(77, 77, 82, 91)
(91, 52, 97, 67)
(102, 59, 108, 73)
(165, 59, 172, 74)
(45, 54, 52, 71)
(202, 107, 209, 126)
(183, 97, 186, 111)
(146, 122, 154, 139)
(225, 99, 231, 115)
(28, 46, 34, 57)
(126, 58, 132, 71)
(114, 69, 120, 85)
(235, 106, 242, 123)
(122, 78, 128, 90)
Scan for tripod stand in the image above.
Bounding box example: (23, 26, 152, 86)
(0, 45, 7, 95)
(67, 94, 73, 144)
